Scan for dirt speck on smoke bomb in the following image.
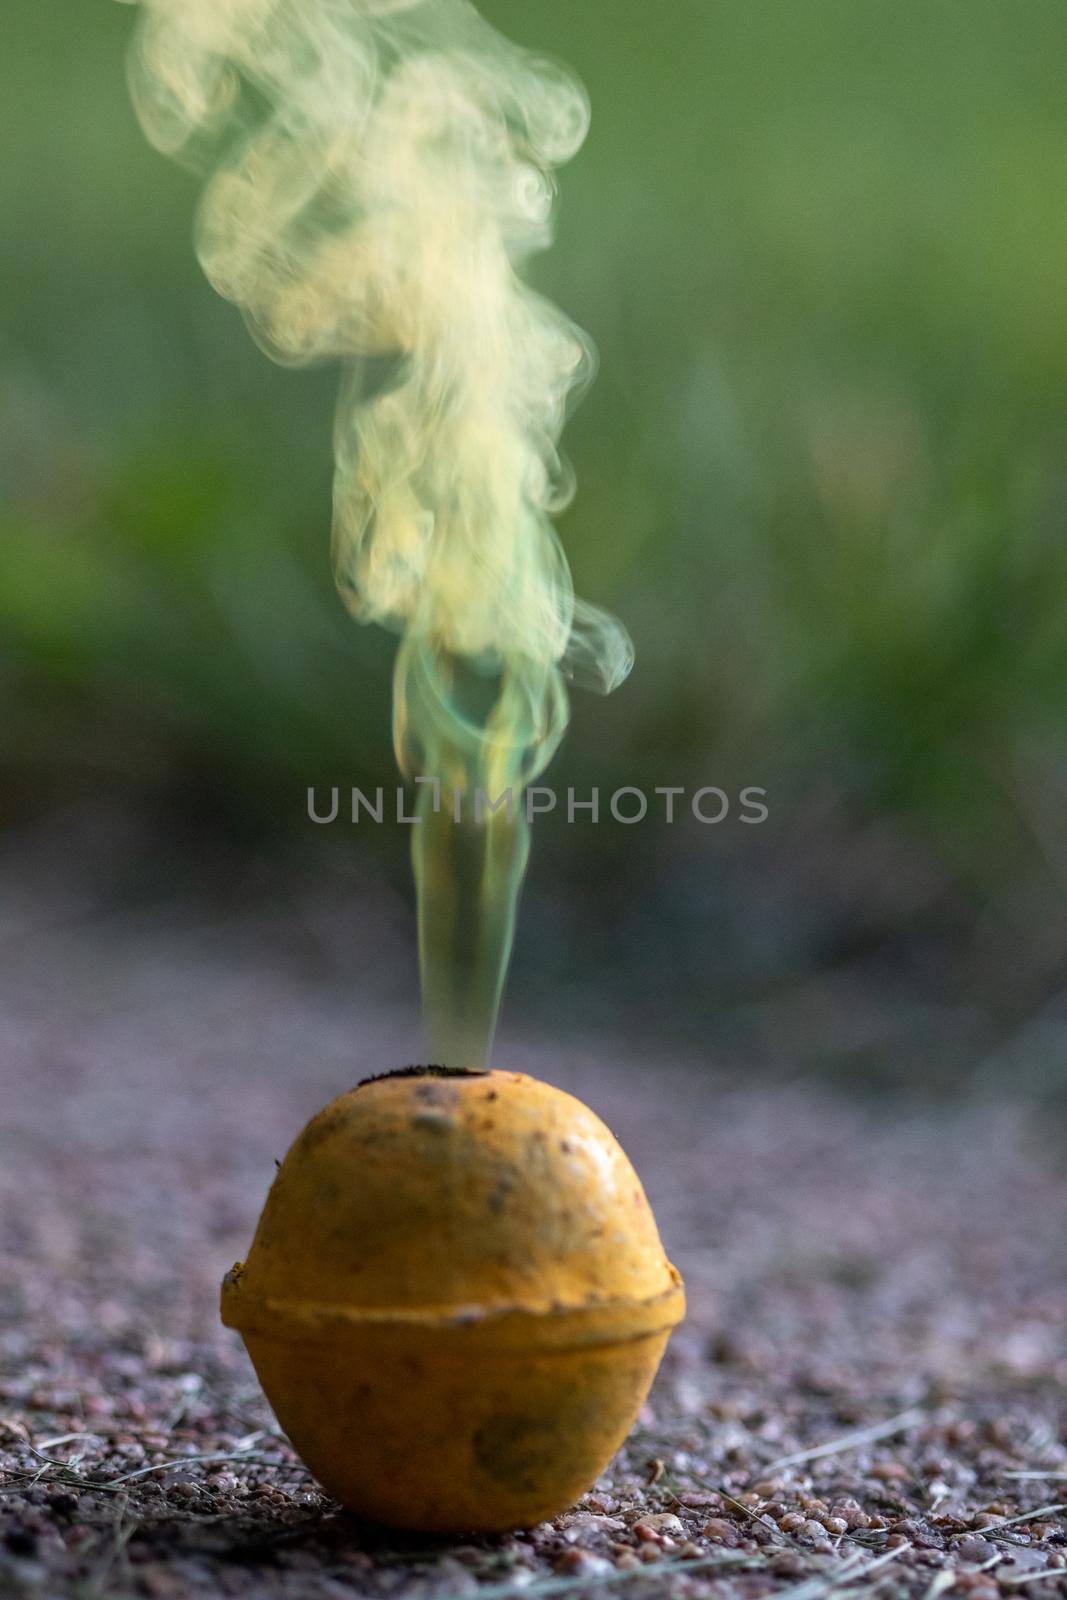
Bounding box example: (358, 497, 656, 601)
(1, 895, 1067, 1598)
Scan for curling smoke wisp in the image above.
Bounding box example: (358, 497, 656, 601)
(124, 0, 632, 1066)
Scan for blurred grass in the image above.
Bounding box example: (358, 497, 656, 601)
(4, 0, 1067, 1051)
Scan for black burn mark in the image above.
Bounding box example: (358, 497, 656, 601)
(355, 1065, 491, 1088)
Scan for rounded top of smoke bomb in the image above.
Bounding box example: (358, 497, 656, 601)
(223, 1068, 681, 1336)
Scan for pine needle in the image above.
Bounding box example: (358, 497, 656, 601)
(976, 1503, 1065, 1534)
(760, 1408, 926, 1475)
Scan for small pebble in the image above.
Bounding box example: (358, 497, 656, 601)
(702, 1519, 738, 1546)
(632, 1513, 683, 1541)
(554, 1549, 612, 1577)
(644, 1512, 684, 1534)
(771, 1551, 807, 1577)
(952, 1533, 996, 1562)
(800, 1495, 829, 1515)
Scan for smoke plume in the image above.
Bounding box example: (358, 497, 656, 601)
(125, 0, 632, 1065)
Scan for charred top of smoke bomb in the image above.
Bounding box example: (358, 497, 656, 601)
(355, 1064, 491, 1087)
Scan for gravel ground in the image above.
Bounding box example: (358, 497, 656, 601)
(2, 860, 1067, 1599)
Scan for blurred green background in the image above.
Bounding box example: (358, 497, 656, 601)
(5, 0, 1067, 1081)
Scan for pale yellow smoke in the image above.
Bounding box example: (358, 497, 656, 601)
(124, 0, 632, 1066)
